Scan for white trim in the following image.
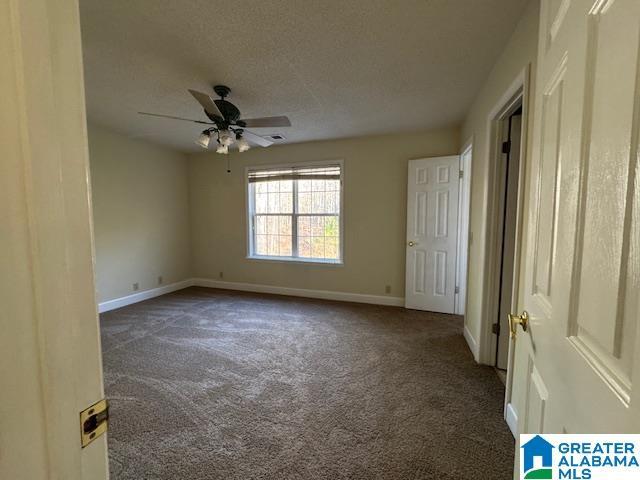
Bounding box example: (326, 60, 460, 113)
(478, 65, 531, 365)
(505, 402, 518, 437)
(193, 278, 404, 306)
(98, 279, 194, 313)
(98, 278, 405, 312)
(454, 144, 472, 315)
(463, 324, 480, 361)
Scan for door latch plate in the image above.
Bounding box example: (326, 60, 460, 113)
(80, 399, 109, 448)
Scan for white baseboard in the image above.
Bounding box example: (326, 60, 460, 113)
(191, 278, 405, 307)
(505, 402, 518, 437)
(98, 279, 194, 313)
(463, 324, 480, 362)
(98, 278, 405, 313)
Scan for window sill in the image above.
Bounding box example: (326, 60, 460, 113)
(246, 255, 344, 266)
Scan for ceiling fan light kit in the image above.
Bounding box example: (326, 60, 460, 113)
(139, 85, 291, 155)
(218, 129, 234, 147)
(216, 144, 229, 155)
(237, 136, 250, 153)
(195, 130, 211, 149)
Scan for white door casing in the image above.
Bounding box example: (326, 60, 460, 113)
(497, 114, 523, 370)
(509, 0, 640, 475)
(0, 0, 108, 478)
(405, 156, 459, 313)
(455, 146, 472, 315)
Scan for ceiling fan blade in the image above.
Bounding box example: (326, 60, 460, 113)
(138, 112, 213, 125)
(242, 130, 273, 147)
(240, 116, 291, 128)
(188, 89, 224, 118)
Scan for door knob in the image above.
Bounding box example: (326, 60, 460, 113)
(508, 311, 529, 338)
(408, 241, 418, 247)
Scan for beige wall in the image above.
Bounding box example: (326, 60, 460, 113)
(188, 128, 459, 298)
(460, 0, 540, 356)
(88, 124, 191, 302)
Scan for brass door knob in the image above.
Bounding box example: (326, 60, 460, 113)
(408, 241, 418, 247)
(508, 311, 529, 338)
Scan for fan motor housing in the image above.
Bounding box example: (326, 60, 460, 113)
(213, 99, 241, 123)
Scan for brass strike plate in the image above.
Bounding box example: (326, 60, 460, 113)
(80, 399, 109, 448)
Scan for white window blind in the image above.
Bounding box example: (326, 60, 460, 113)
(247, 165, 341, 183)
(247, 163, 343, 263)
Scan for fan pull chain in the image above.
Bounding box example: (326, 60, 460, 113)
(227, 155, 231, 174)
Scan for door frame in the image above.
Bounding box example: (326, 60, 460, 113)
(454, 141, 473, 315)
(477, 66, 532, 368)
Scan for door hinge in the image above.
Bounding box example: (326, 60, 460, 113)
(80, 399, 109, 448)
(502, 141, 511, 154)
(454, 286, 460, 294)
(459, 170, 463, 179)
(492, 323, 500, 335)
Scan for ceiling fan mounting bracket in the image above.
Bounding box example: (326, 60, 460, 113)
(213, 85, 231, 99)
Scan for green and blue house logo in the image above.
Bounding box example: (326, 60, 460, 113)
(519, 434, 640, 480)
(521, 435, 554, 479)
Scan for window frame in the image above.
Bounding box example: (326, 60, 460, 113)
(245, 160, 344, 265)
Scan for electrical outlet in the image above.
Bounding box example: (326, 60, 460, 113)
(219, 271, 224, 279)
(132, 282, 139, 291)
(158, 275, 163, 285)
(385, 285, 391, 294)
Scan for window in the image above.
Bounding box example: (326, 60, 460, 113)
(247, 163, 343, 263)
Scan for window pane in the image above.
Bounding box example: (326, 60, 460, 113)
(298, 192, 312, 214)
(326, 179, 340, 191)
(325, 216, 339, 237)
(257, 179, 294, 215)
(278, 216, 292, 235)
(312, 191, 325, 212)
(256, 234, 268, 255)
(256, 193, 268, 214)
(298, 179, 311, 192)
(297, 215, 340, 260)
(311, 216, 324, 236)
(280, 180, 293, 192)
(256, 215, 267, 234)
(254, 215, 293, 257)
(278, 235, 292, 256)
(325, 237, 339, 259)
(325, 191, 338, 213)
(267, 180, 280, 193)
(311, 236, 325, 258)
(268, 193, 280, 213)
(267, 215, 278, 233)
(298, 237, 312, 257)
(312, 179, 325, 191)
(297, 184, 340, 215)
(298, 216, 311, 236)
(279, 192, 293, 212)
(267, 235, 279, 255)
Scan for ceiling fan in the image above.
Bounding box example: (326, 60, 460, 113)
(139, 85, 291, 154)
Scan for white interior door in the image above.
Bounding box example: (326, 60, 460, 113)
(405, 156, 459, 313)
(1, 0, 108, 478)
(509, 0, 640, 475)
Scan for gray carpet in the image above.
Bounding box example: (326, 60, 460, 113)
(100, 287, 514, 479)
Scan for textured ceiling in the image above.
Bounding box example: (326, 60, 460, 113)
(80, 0, 529, 152)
